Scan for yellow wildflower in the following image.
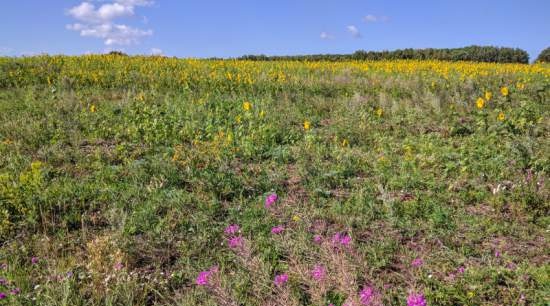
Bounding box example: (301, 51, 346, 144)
(498, 112, 505, 121)
(467, 291, 475, 298)
(476, 97, 485, 109)
(236, 115, 242, 124)
(259, 110, 265, 118)
(243, 101, 252, 111)
(516, 82, 525, 90)
(90, 104, 96, 113)
(500, 86, 509, 96)
(303, 120, 311, 130)
(484, 91, 492, 101)
(292, 215, 301, 222)
(376, 108, 383, 117)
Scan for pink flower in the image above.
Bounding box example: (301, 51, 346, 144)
(407, 292, 427, 306)
(224, 224, 240, 235)
(359, 286, 375, 305)
(457, 266, 465, 274)
(196, 266, 218, 286)
(313, 235, 322, 244)
(228, 236, 244, 249)
(311, 264, 326, 281)
(274, 273, 289, 286)
(0, 278, 6, 286)
(494, 250, 501, 258)
(331, 232, 351, 247)
(0, 263, 6, 270)
(411, 257, 423, 268)
(10, 288, 20, 295)
(0, 292, 6, 299)
(264, 193, 278, 208)
(271, 225, 285, 234)
(114, 262, 124, 270)
(31, 257, 39, 264)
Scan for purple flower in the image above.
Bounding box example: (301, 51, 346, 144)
(228, 236, 244, 249)
(411, 257, 423, 268)
(359, 286, 375, 305)
(271, 225, 285, 235)
(407, 292, 427, 306)
(31, 257, 39, 265)
(0, 278, 6, 286)
(313, 235, 322, 244)
(457, 266, 465, 274)
(331, 232, 352, 247)
(494, 250, 501, 258)
(264, 193, 278, 208)
(224, 224, 240, 235)
(9, 288, 20, 295)
(196, 266, 218, 286)
(0, 263, 6, 270)
(311, 264, 326, 281)
(274, 273, 289, 287)
(114, 262, 124, 271)
(0, 292, 6, 299)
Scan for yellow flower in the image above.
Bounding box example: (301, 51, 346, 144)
(376, 108, 383, 117)
(467, 291, 475, 298)
(500, 86, 509, 96)
(484, 91, 492, 101)
(303, 120, 311, 130)
(292, 215, 301, 222)
(259, 110, 265, 118)
(342, 139, 349, 147)
(516, 82, 525, 90)
(498, 112, 505, 121)
(243, 101, 252, 111)
(236, 115, 242, 124)
(476, 97, 485, 109)
(90, 104, 96, 113)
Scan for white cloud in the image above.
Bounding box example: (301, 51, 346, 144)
(346, 25, 361, 38)
(363, 14, 389, 23)
(150, 48, 163, 55)
(66, 1, 154, 46)
(320, 32, 334, 40)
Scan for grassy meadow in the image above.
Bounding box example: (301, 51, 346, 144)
(0, 56, 549, 305)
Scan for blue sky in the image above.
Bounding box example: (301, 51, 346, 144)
(1, 0, 549, 60)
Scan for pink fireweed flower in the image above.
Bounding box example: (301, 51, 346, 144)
(196, 266, 218, 286)
(10, 288, 20, 295)
(114, 262, 124, 271)
(0, 292, 6, 299)
(31, 257, 39, 264)
(0, 278, 6, 286)
(311, 264, 326, 281)
(332, 232, 352, 247)
(407, 292, 427, 306)
(271, 225, 285, 234)
(264, 193, 278, 208)
(273, 273, 289, 287)
(313, 234, 322, 244)
(457, 266, 465, 274)
(228, 236, 244, 249)
(411, 257, 424, 268)
(359, 286, 375, 305)
(494, 250, 501, 258)
(224, 224, 240, 236)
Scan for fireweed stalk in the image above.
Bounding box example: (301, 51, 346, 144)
(195, 266, 238, 306)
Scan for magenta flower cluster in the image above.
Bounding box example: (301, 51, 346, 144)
(407, 293, 427, 306)
(271, 225, 285, 235)
(359, 286, 375, 305)
(331, 232, 352, 247)
(273, 273, 289, 286)
(411, 257, 423, 268)
(311, 264, 326, 281)
(264, 193, 278, 208)
(196, 266, 218, 286)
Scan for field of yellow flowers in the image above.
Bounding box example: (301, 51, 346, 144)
(0, 55, 549, 305)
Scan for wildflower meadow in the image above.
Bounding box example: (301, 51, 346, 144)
(0, 55, 549, 305)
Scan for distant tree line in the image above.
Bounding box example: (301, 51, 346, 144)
(238, 46, 530, 64)
(535, 47, 550, 63)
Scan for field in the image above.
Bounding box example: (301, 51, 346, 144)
(0, 56, 549, 305)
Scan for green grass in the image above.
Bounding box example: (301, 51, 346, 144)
(0, 57, 549, 305)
